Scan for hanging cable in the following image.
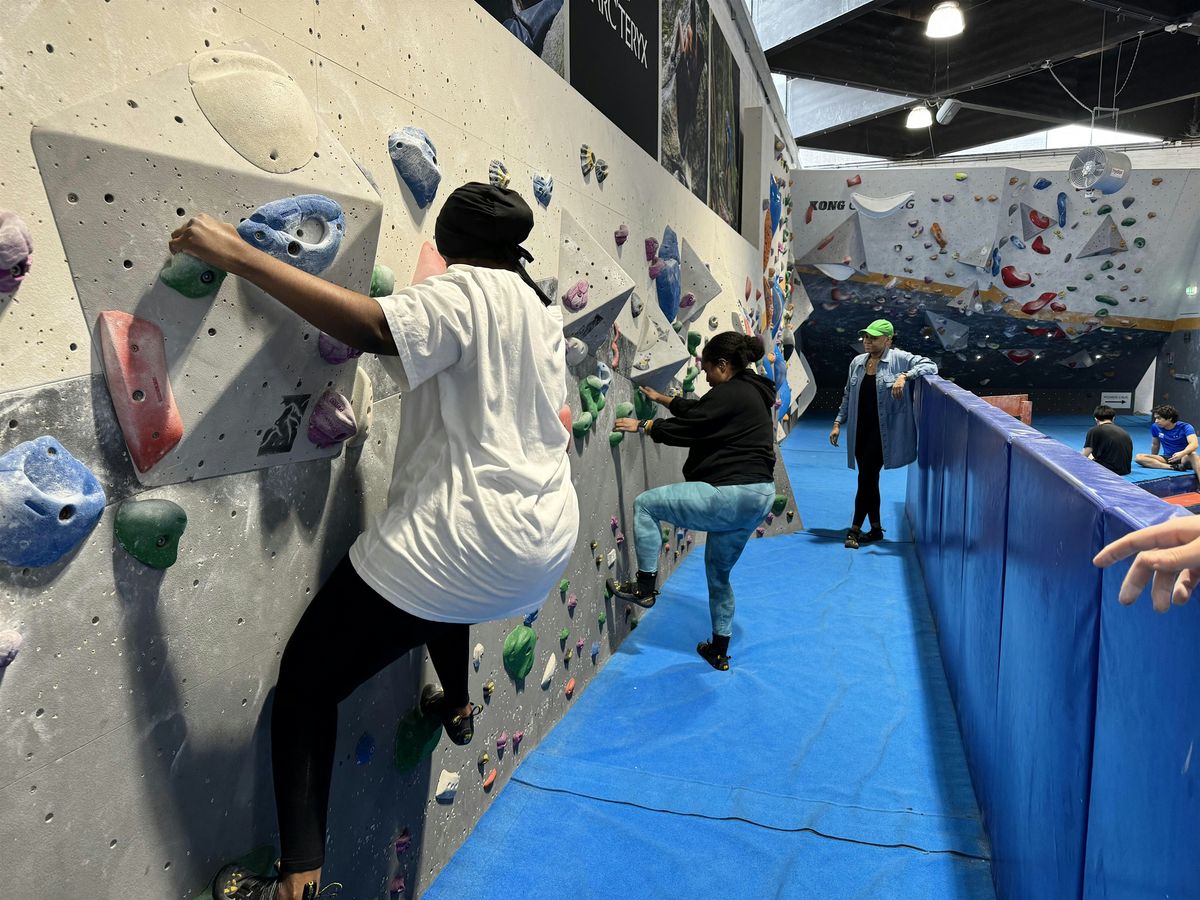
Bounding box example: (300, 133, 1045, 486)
(1114, 32, 1143, 99)
(1046, 62, 1095, 114)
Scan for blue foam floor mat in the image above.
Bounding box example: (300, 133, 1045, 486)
(1029, 414, 1195, 486)
(424, 419, 994, 899)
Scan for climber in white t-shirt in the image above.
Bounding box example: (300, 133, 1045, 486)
(169, 182, 578, 900)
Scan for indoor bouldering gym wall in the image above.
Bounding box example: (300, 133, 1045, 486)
(0, 2, 808, 897)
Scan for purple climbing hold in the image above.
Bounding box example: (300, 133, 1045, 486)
(647, 259, 665, 279)
(318, 332, 364, 365)
(567, 594, 578, 612)
(513, 730, 524, 750)
(388, 127, 441, 208)
(576, 637, 585, 654)
(942, 194, 954, 202)
(680, 292, 696, 310)
(394, 828, 412, 857)
(563, 279, 589, 312)
(0, 629, 22, 669)
(389, 874, 406, 897)
(1034, 177, 1053, 190)
(645, 237, 659, 261)
(0, 210, 34, 295)
(614, 224, 629, 246)
(307, 389, 357, 448)
(496, 732, 508, 754)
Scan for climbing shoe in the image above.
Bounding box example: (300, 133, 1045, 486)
(420, 684, 480, 746)
(210, 865, 340, 899)
(696, 641, 731, 671)
(607, 575, 658, 608)
(858, 526, 886, 544)
(844, 528, 861, 550)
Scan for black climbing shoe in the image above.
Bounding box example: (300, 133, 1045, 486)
(210, 865, 340, 899)
(844, 528, 861, 550)
(696, 641, 731, 671)
(607, 577, 658, 608)
(858, 526, 886, 544)
(420, 684, 480, 746)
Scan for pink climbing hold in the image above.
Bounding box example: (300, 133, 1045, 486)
(318, 333, 364, 365)
(679, 292, 696, 310)
(846, 174, 862, 187)
(512, 730, 524, 750)
(411, 240, 447, 283)
(563, 280, 589, 311)
(0, 210, 33, 295)
(307, 388, 357, 448)
(97, 311, 185, 473)
(394, 828, 412, 857)
(755, 526, 766, 537)
(645, 238, 659, 261)
(648, 258, 665, 279)
(1001, 266, 1032, 288)
(558, 405, 572, 434)
(744, 276, 752, 300)
(389, 874, 406, 897)
(567, 594, 578, 611)
(497, 731, 508, 754)
(1031, 235, 1051, 255)
(614, 224, 629, 246)
(565, 677, 576, 698)
(576, 637, 585, 654)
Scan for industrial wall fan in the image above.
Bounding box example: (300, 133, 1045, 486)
(1068, 147, 1132, 196)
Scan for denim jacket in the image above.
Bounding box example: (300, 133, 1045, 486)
(835, 348, 938, 470)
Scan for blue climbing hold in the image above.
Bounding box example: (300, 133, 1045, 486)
(388, 127, 441, 208)
(771, 277, 784, 336)
(655, 226, 682, 322)
(0, 437, 106, 568)
(355, 731, 376, 765)
(1009, 235, 1025, 250)
(1057, 191, 1068, 228)
(1033, 177, 1052, 190)
(590, 642, 600, 662)
(990, 247, 1001, 277)
(237, 195, 345, 275)
(769, 178, 782, 236)
(777, 377, 791, 423)
(523, 609, 539, 626)
(532, 174, 553, 208)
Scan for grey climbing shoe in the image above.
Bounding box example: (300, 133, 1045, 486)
(844, 528, 861, 550)
(210, 865, 338, 899)
(607, 576, 658, 608)
(420, 684, 480, 746)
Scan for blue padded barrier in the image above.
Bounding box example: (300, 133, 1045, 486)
(1084, 500, 1198, 900)
(932, 387, 971, 704)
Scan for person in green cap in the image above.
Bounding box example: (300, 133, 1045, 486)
(830, 319, 936, 549)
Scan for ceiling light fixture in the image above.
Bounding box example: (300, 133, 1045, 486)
(926, 1, 965, 39)
(906, 105, 933, 129)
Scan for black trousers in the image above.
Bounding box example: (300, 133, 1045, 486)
(272, 555, 470, 873)
(853, 423, 885, 530)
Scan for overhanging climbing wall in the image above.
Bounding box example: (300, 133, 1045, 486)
(0, 2, 802, 898)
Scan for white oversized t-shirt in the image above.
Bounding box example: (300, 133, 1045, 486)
(349, 265, 579, 623)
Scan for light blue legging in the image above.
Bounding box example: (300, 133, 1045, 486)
(633, 481, 776, 637)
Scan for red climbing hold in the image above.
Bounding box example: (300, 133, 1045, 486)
(1028, 208, 1051, 231)
(1050, 300, 1067, 313)
(1001, 266, 1032, 288)
(1021, 292, 1058, 314)
(97, 311, 184, 473)
(558, 405, 572, 434)
(483, 768, 497, 791)
(565, 677, 576, 698)
(1031, 235, 1051, 255)
(411, 241, 447, 284)
(1005, 349, 1035, 365)
(804, 204, 814, 225)
(846, 174, 862, 187)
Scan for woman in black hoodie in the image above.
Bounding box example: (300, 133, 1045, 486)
(612, 332, 778, 671)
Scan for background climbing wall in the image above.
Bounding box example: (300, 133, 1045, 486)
(0, 2, 803, 897)
(791, 166, 1200, 409)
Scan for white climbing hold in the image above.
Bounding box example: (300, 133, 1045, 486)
(472, 643, 485, 670)
(435, 769, 460, 802)
(0, 628, 22, 669)
(540, 653, 557, 688)
(565, 336, 588, 366)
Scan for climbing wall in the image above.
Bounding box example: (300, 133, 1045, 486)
(0, 2, 801, 898)
(792, 166, 1200, 398)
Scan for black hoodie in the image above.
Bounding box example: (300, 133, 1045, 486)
(647, 369, 777, 486)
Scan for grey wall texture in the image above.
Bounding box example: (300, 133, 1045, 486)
(0, 2, 807, 897)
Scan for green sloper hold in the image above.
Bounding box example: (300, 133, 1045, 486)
(115, 499, 188, 569)
(1066, 286, 1078, 292)
(634, 390, 657, 421)
(615, 401, 635, 418)
(772, 495, 787, 515)
(1121, 217, 1136, 227)
(1134, 237, 1146, 249)
(1097, 204, 1112, 215)
(370, 263, 396, 298)
(159, 252, 226, 298)
(682, 366, 698, 393)
(559, 579, 570, 594)
(598, 611, 607, 625)
(1096, 295, 1118, 306)
(661, 525, 671, 545)
(559, 628, 570, 642)
(687, 331, 702, 355)
(576, 376, 605, 436)
(572, 411, 595, 435)
(1100, 260, 1114, 271)
(609, 431, 625, 447)
(393, 704, 441, 771)
(502, 624, 537, 680)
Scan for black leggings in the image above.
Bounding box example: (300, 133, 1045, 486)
(853, 425, 884, 530)
(272, 555, 470, 873)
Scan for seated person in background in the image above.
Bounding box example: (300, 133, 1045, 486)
(1135, 404, 1200, 476)
(1083, 404, 1133, 475)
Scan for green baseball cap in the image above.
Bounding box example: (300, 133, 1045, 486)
(859, 319, 894, 337)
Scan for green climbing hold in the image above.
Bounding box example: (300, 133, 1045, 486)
(393, 704, 441, 771)
(559, 579, 570, 594)
(682, 366, 698, 394)
(672, 321, 684, 333)
(598, 611, 607, 625)
(1120, 217, 1136, 227)
(1097, 204, 1112, 215)
(772, 495, 787, 515)
(370, 263, 396, 298)
(615, 401, 635, 418)
(661, 525, 671, 545)
(572, 411, 595, 436)
(1095, 308, 1110, 318)
(1066, 286, 1078, 292)
(633, 391, 657, 421)
(1134, 237, 1146, 249)
(115, 498, 188, 569)
(502, 625, 538, 680)
(576, 377, 605, 435)
(159, 252, 226, 299)
(559, 628, 570, 642)
(1100, 260, 1114, 271)
(1084, 274, 1095, 281)
(1096, 295, 1118, 306)
(687, 331, 702, 355)
(608, 431, 625, 447)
